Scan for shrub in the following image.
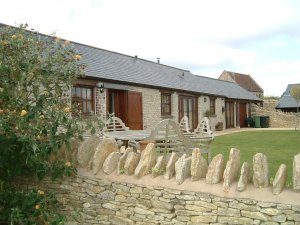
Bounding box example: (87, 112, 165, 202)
(0, 24, 85, 224)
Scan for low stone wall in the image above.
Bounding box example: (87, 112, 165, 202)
(253, 100, 297, 128)
(25, 135, 300, 225)
(32, 173, 300, 225)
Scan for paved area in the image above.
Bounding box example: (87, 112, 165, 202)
(214, 127, 295, 136)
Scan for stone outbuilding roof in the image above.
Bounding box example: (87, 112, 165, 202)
(219, 70, 264, 93)
(276, 84, 300, 109)
(74, 43, 261, 101)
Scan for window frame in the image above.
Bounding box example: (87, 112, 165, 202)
(161, 92, 172, 116)
(178, 94, 198, 130)
(71, 85, 94, 115)
(209, 97, 216, 116)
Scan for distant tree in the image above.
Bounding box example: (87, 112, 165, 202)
(262, 95, 279, 100)
(290, 84, 300, 130)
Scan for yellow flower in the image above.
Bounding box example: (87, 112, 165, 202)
(35, 204, 40, 210)
(37, 135, 41, 140)
(39, 115, 44, 119)
(73, 54, 81, 60)
(65, 161, 71, 167)
(38, 190, 45, 195)
(43, 90, 49, 96)
(20, 110, 28, 117)
(0, 87, 3, 92)
(64, 107, 71, 113)
(55, 37, 61, 42)
(11, 34, 17, 39)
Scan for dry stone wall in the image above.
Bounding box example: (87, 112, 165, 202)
(30, 174, 300, 225)
(24, 137, 300, 224)
(252, 100, 297, 128)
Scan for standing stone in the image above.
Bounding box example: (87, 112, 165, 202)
(77, 136, 102, 169)
(175, 154, 192, 185)
(237, 162, 250, 192)
(119, 146, 126, 154)
(117, 147, 133, 175)
(134, 143, 157, 178)
(124, 152, 140, 175)
(92, 138, 118, 175)
(191, 148, 208, 181)
(206, 154, 225, 184)
(152, 155, 167, 178)
(223, 148, 241, 192)
(253, 153, 269, 188)
(273, 164, 288, 195)
(164, 152, 179, 180)
(293, 153, 300, 192)
(103, 152, 121, 175)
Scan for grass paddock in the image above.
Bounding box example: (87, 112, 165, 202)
(211, 130, 300, 186)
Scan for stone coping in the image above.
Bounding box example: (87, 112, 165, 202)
(78, 168, 300, 206)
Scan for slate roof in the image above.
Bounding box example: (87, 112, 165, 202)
(74, 43, 260, 101)
(0, 23, 260, 101)
(221, 70, 264, 93)
(276, 84, 300, 109)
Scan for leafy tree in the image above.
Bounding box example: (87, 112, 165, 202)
(290, 84, 300, 130)
(0, 24, 85, 224)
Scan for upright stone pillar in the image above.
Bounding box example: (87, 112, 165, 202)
(191, 148, 208, 181)
(223, 148, 240, 192)
(253, 153, 269, 188)
(293, 153, 300, 192)
(237, 162, 250, 192)
(175, 154, 192, 185)
(206, 154, 225, 184)
(273, 164, 287, 195)
(164, 152, 179, 180)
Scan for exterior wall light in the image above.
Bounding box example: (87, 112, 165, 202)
(97, 82, 104, 93)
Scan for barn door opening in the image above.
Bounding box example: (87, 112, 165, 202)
(107, 90, 143, 130)
(239, 102, 247, 128)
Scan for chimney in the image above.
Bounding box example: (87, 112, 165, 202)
(157, 58, 160, 64)
(134, 55, 138, 61)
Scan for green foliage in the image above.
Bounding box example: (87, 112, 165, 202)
(0, 187, 65, 225)
(262, 95, 279, 100)
(0, 24, 86, 224)
(291, 85, 300, 111)
(151, 167, 165, 176)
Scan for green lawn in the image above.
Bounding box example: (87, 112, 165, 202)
(211, 130, 300, 186)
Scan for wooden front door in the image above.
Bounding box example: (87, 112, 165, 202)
(225, 101, 235, 128)
(127, 91, 143, 130)
(107, 90, 143, 130)
(239, 102, 247, 128)
(178, 95, 198, 130)
(108, 90, 127, 123)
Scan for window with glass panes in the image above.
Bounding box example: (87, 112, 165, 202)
(209, 97, 216, 115)
(161, 93, 171, 115)
(71, 86, 93, 114)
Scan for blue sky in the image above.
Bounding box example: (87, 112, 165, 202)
(1, 0, 300, 96)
